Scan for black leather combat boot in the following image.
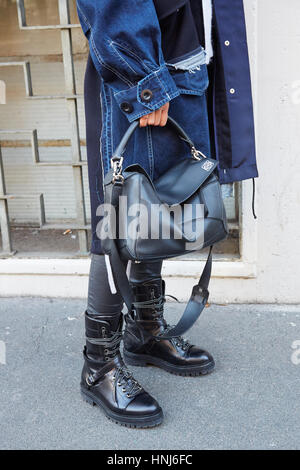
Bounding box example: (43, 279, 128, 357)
(81, 312, 163, 428)
(123, 278, 215, 376)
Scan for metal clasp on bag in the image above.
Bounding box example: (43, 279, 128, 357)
(191, 146, 208, 161)
(111, 156, 124, 184)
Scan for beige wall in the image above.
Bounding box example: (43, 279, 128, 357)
(205, 0, 300, 303)
(253, 0, 300, 302)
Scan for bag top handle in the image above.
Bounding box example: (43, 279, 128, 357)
(112, 116, 196, 160)
(110, 117, 209, 184)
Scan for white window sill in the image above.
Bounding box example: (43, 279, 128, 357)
(0, 256, 256, 279)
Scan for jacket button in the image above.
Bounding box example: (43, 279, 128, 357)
(120, 102, 133, 113)
(140, 89, 153, 102)
(225, 40, 230, 46)
(230, 88, 235, 94)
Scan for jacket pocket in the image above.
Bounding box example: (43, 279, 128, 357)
(166, 46, 209, 96)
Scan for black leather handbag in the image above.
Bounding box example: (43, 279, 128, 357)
(102, 117, 228, 339)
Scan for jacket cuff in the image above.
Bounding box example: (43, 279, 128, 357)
(217, 164, 259, 184)
(113, 65, 180, 122)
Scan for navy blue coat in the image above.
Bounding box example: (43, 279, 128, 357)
(77, 0, 258, 182)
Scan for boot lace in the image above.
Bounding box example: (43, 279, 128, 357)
(133, 291, 191, 351)
(86, 328, 142, 398)
(132, 293, 165, 320)
(112, 367, 143, 398)
(160, 325, 191, 351)
(86, 327, 121, 361)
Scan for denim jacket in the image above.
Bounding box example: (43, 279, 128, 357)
(77, 0, 258, 185)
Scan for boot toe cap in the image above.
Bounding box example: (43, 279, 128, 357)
(188, 347, 215, 366)
(126, 391, 162, 416)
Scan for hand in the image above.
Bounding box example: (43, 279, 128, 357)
(139, 102, 169, 128)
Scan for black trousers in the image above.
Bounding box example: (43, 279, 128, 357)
(87, 255, 162, 319)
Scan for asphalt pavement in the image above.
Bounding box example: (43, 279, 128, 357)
(0, 298, 300, 450)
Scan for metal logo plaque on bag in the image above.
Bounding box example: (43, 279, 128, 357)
(201, 160, 214, 171)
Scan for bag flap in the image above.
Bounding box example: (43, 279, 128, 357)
(153, 157, 218, 205)
(105, 158, 218, 206)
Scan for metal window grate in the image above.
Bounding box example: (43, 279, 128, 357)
(0, 0, 88, 256)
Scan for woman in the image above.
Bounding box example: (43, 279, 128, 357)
(76, 0, 258, 428)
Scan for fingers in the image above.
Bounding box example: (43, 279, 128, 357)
(139, 102, 169, 128)
(147, 109, 157, 126)
(139, 114, 149, 127)
(154, 108, 162, 126)
(160, 102, 169, 127)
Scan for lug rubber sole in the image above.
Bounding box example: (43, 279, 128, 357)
(80, 387, 163, 429)
(123, 349, 215, 376)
